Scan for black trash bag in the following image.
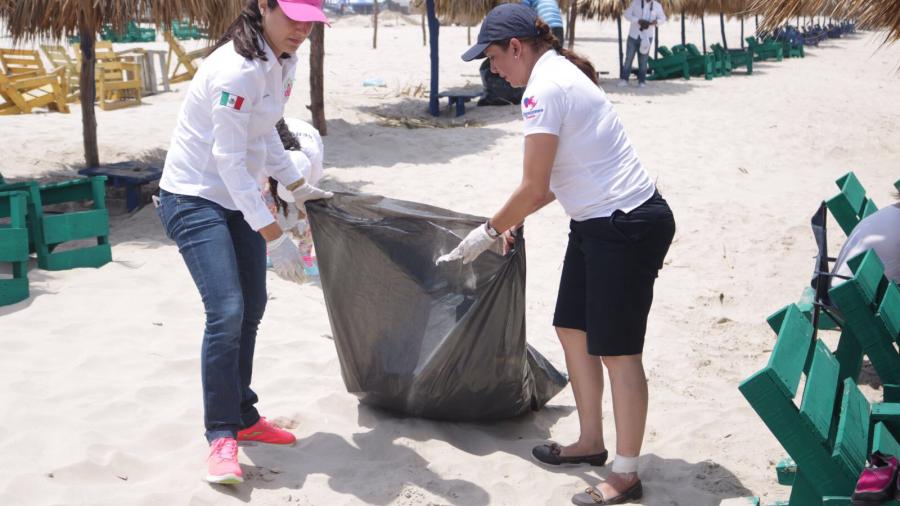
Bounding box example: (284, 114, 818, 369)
(477, 59, 524, 107)
(306, 193, 567, 421)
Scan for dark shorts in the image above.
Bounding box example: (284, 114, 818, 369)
(552, 191, 676, 356)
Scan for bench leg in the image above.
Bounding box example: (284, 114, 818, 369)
(126, 185, 140, 212)
(455, 99, 466, 117)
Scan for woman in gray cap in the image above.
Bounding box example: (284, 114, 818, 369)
(438, 3, 675, 504)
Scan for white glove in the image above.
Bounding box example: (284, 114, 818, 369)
(290, 182, 333, 213)
(267, 234, 306, 284)
(436, 224, 498, 265)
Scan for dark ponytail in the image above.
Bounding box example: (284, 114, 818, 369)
(209, 0, 280, 60)
(534, 19, 598, 84)
(268, 118, 304, 217)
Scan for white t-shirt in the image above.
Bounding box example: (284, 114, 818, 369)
(832, 204, 900, 285)
(160, 40, 302, 231)
(521, 51, 655, 221)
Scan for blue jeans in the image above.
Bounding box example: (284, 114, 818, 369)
(620, 35, 649, 83)
(156, 189, 265, 442)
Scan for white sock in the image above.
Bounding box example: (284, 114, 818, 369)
(611, 454, 639, 474)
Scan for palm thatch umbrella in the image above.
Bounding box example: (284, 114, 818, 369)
(0, 0, 243, 167)
(754, 0, 900, 43)
(578, 0, 681, 67)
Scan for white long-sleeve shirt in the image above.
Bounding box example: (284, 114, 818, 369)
(160, 39, 307, 231)
(624, 0, 666, 40)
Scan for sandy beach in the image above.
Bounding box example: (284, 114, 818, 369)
(2, 11, 899, 505)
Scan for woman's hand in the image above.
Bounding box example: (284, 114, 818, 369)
(290, 181, 333, 217)
(436, 224, 498, 265)
(501, 223, 522, 255)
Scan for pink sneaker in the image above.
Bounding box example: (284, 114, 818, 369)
(206, 437, 243, 484)
(237, 417, 297, 445)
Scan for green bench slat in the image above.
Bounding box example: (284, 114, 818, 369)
(767, 305, 814, 397)
(800, 340, 839, 441)
(872, 402, 900, 436)
(0, 228, 28, 261)
(872, 421, 900, 457)
(39, 244, 111, 271)
(41, 209, 109, 245)
(832, 378, 871, 482)
(878, 282, 900, 341)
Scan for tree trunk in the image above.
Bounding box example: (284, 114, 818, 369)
(372, 0, 378, 49)
(654, 26, 658, 59)
(467, 25, 471, 45)
(309, 23, 326, 135)
(426, 0, 439, 117)
(740, 16, 745, 49)
(567, 0, 577, 50)
(720, 11, 727, 50)
(421, 13, 426, 46)
(681, 9, 686, 46)
(78, 1, 98, 168)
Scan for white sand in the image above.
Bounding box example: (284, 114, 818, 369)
(2, 12, 900, 506)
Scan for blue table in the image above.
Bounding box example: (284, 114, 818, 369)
(78, 163, 162, 212)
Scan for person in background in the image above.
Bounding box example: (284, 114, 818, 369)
(520, 0, 565, 43)
(618, 0, 666, 88)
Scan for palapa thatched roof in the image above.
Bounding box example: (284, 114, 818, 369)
(0, 0, 243, 42)
(753, 0, 900, 42)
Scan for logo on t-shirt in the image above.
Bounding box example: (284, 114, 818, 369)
(219, 91, 245, 110)
(522, 95, 544, 120)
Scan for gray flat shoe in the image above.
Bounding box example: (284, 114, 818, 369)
(531, 442, 608, 467)
(571, 481, 643, 505)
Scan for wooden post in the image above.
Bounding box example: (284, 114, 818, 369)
(372, 0, 378, 49)
(720, 11, 727, 50)
(616, 15, 623, 77)
(681, 9, 686, 46)
(426, 0, 439, 117)
(567, 0, 577, 50)
(309, 23, 326, 135)
(740, 16, 745, 49)
(654, 26, 658, 59)
(701, 15, 707, 53)
(467, 25, 471, 45)
(421, 13, 426, 46)
(78, 0, 98, 167)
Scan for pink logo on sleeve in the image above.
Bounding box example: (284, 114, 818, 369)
(523, 96, 537, 109)
(522, 95, 544, 120)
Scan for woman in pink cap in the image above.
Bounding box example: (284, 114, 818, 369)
(157, 0, 330, 485)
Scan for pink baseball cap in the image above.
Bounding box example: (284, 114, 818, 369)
(277, 0, 330, 25)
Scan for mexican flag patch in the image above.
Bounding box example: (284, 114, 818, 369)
(219, 91, 245, 110)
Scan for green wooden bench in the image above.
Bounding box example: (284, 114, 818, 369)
(672, 44, 716, 80)
(830, 250, 900, 390)
(746, 36, 784, 62)
(712, 43, 753, 75)
(826, 172, 878, 237)
(0, 177, 111, 271)
(0, 191, 30, 306)
(740, 303, 900, 504)
(647, 46, 690, 81)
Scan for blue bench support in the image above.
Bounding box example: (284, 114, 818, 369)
(437, 90, 483, 117)
(78, 163, 162, 212)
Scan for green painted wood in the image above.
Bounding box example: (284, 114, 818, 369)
(861, 198, 878, 220)
(871, 403, 900, 436)
(0, 191, 30, 306)
(830, 251, 900, 385)
(872, 421, 900, 457)
(835, 172, 866, 215)
(832, 378, 871, 482)
(821, 498, 851, 505)
(41, 209, 109, 245)
(834, 328, 863, 385)
(767, 305, 814, 398)
(39, 244, 111, 271)
(38, 179, 97, 206)
(788, 472, 822, 505)
(878, 282, 900, 341)
(800, 340, 840, 441)
(776, 457, 796, 485)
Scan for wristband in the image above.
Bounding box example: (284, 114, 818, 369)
(485, 221, 501, 239)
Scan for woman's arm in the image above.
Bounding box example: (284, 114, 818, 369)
(488, 133, 558, 233)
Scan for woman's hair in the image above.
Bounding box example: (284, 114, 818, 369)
(494, 18, 598, 85)
(210, 0, 281, 60)
(268, 118, 304, 217)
